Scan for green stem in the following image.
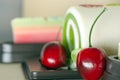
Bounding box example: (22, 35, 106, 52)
(89, 7, 107, 47)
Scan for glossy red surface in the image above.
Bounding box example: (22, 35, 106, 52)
(40, 42, 67, 69)
(77, 47, 106, 80)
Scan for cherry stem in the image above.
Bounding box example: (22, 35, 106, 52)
(89, 7, 107, 47)
(56, 26, 62, 41)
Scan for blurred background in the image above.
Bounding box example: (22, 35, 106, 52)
(0, 0, 120, 42)
(0, 1, 120, 80)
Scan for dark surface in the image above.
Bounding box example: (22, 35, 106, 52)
(1, 42, 45, 52)
(105, 55, 120, 76)
(102, 55, 120, 80)
(102, 72, 120, 80)
(0, 42, 45, 63)
(22, 58, 83, 80)
(0, 42, 83, 80)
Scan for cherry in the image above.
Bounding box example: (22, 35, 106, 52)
(76, 7, 107, 80)
(40, 41, 68, 69)
(77, 47, 106, 80)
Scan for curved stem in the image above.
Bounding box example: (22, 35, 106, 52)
(56, 26, 62, 41)
(89, 7, 107, 47)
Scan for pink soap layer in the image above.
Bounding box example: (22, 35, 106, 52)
(14, 33, 62, 43)
(13, 26, 62, 43)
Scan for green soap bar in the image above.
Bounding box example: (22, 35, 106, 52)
(71, 49, 82, 62)
(107, 3, 120, 6)
(11, 17, 45, 26)
(11, 17, 63, 27)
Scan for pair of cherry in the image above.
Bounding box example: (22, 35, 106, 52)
(40, 7, 107, 80)
(40, 41, 106, 80)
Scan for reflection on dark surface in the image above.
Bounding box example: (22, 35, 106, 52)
(22, 58, 82, 80)
(0, 42, 83, 80)
(0, 42, 45, 63)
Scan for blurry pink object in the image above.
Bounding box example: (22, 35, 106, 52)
(11, 17, 63, 44)
(14, 26, 62, 43)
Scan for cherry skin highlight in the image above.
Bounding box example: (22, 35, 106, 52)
(40, 41, 68, 69)
(77, 47, 106, 80)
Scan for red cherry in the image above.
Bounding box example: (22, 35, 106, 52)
(76, 7, 107, 80)
(40, 41, 68, 69)
(77, 47, 106, 80)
